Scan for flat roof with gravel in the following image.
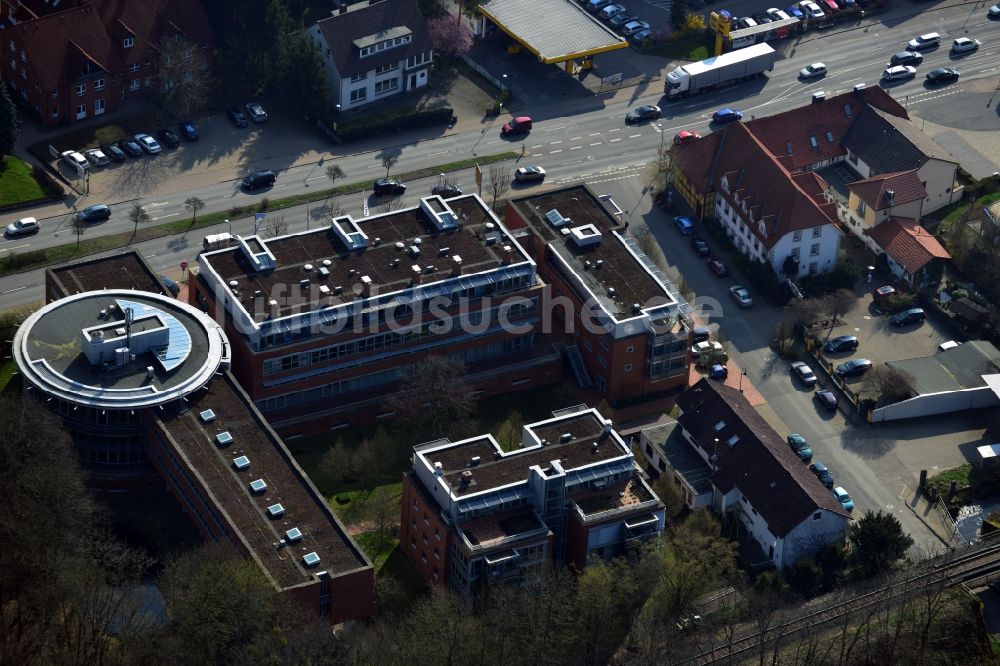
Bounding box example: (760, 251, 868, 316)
(479, 0, 627, 63)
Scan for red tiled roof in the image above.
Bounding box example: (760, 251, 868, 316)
(10, 0, 212, 94)
(867, 217, 950, 273)
(673, 131, 724, 193)
(744, 87, 907, 172)
(848, 170, 926, 210)
(707, 123, 838, 250)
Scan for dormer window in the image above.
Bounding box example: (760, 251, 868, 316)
(356, 28, 412, 58)
(123, 37, 134, 48)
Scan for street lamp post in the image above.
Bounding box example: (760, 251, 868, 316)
(498, 74, 508, 113)
(225, 218, 231, 236)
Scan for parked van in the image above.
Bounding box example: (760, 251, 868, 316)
(242, 170, 276, 190)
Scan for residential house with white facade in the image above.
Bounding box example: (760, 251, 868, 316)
(672, 86, 957, 281)
(307, 0, 432, 112)
(659, 379, 850, 570)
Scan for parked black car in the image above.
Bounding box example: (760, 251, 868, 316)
(890, 307, 927, 327)
(809, 462, 835, 488)
(118, 137, 143, 157)
(102, 143, 126, 162)
(815, 389, 838, 411)
(823, 335, 859, 353)
(690, 235, 710, 256)
(835, 359, 874, 377)
(156, 128, 181, 148)
(227, 107, 248, 128)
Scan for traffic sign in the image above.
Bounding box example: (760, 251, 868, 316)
(180, 261, 189, 270)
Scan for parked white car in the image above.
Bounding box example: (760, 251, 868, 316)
(133, 133, 162, 154)
(766, 7, 791, 20)
(799, 1, 824, 18)
(60, 150, 90, 171)
(622, 20, 650, 36)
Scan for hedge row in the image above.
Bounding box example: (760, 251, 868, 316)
(333, 107, 454, 142)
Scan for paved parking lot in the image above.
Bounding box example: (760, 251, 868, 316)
(813, 288, 954, 388)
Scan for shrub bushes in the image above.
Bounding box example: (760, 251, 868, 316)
(31, 165, 64, 198)
(333, 106, 454, 142)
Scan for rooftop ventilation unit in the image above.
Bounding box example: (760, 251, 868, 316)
(199, 409, 216, 423)
(470, 456, 481, 466)
(266, 503, 285, 518)
(233, 455, 250, 470)
(569, 224, 603, 248)
(303, 552, 321, 567)
(485, 222, 496, 231)
(560, 433, 573, 443)
(460, 470, 473, 485)
(215, 431, 233, 447)
(322, 259, 332, 266)
(330, 215, 369, 251)
(439, 246, 450, 256)
(632, 303, 642, 314)
(433, 461, 443, 476)
(318, 267, 330, 277)
(373, 237, 381, 246)
(248, 478, 267, 494)
(394, 241, 405, 251)
(413, 237, 422, 245)
(286, 527, 303, 542)
(595, 260, 604, 268)
(545, 209, 568, 228)
(607, 287, 617, 298)
(304, 264, 313, 271)
(409, 245, 421, 258)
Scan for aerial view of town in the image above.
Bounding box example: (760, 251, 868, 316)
(4, 0, 1000, 662)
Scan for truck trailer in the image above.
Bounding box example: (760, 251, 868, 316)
(665, 43, 776, 98)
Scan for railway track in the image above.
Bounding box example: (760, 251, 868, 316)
(681, 538, 1000, 665)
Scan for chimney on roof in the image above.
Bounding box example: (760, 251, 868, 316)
(451, 255, 463, 276)
(361, 274, 374, 297)
(501, 245, 513, 265)
(853, 82, 866, 98)
(410, 264, 422, 285)
(812, 91, 826, 104)
(339, 2, 348, 14)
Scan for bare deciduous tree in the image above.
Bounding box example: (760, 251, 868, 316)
(325, 164, 345, 205)
(260, 215, 288, 239)
(487, 163, 511, 211)
(789, 297, 825, 327)
(381, 155, 398, 179)
(822, 288, 856, 334)
(376, 197, 405, 214)
(862, 364, 918, 405)
(155, 34, 212, 119)
(128, 204, 151, 238)
(386, 356, 477, 439)
(184, 196, 205, 226)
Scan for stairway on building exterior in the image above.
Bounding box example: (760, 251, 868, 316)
(561, 343, 592, 389)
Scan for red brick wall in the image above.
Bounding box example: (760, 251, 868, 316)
(400, 473, 451, 586)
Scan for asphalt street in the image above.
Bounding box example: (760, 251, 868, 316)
(3, 4, 999, 547)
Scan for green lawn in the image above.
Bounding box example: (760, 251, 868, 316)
(926, 464, 1000, 510)
(0, 359, 18, 393)
(353, 531, 399, 571)
(643, 36, 712, 61)
(0, 156, 47, 208)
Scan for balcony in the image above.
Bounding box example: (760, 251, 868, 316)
(457, 508, 550, 555)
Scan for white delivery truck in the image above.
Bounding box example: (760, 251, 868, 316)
(664, 43, 776, 98)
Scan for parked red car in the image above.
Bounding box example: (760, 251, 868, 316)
(707, 256, 728, 276)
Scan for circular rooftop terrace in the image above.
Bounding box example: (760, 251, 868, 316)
(14, 290, 229, 410)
